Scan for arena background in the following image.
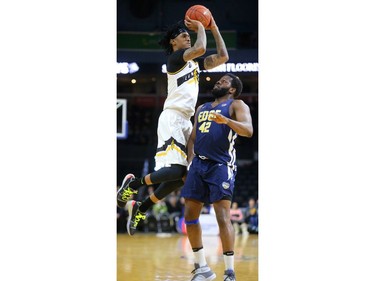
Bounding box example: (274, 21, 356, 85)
(117, 0, 259, 209)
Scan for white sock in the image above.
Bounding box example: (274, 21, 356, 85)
(193, 248, 207, 267)
(223, 254, 234, 271)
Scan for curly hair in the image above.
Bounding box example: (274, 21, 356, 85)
(158, 21, 188, 55)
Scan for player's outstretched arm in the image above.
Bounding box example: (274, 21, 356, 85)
(203, 16, 229, 70)
(211, 100, 253, 138)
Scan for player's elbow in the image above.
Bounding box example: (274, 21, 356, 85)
(221, 53, 229, 63)
(247, 129, 254, 138)
(215, 54, 229, 67)
(218, 50, 229, 63)
(246, 131, 253, 138)
(243, 125, 253, 138)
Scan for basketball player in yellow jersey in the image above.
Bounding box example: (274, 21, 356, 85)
(117, 15, 229, 236)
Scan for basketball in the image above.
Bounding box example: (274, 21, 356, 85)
(185, 5, 212, 28)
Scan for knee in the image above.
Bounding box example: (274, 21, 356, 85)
(184, 201, 202, 221)
(164, 164, 186, 181)
(171, 164, 186, 179)
(184, 208, 199, 221)
(216, 213, 231, 227)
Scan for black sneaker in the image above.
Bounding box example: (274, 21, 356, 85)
(126, 200, 146, 236)
(117, 174, 137, 208)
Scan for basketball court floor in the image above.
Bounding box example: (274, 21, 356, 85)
(117, 233, 258, 280)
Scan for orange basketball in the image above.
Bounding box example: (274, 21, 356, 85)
(185, 5, 212, 28)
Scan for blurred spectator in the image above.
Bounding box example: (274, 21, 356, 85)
(244, 198, 258, 234)
(150, 200, 173, 233)
(152, 200, 168, 219)
(230, 202, 247, 235)
(179, 196, 185, 215)
(165, 195, 183, 232)
(165, 195, 182, 213)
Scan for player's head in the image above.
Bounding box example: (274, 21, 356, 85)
(211, 73, 243, 98)
(158, 21, 190, 55)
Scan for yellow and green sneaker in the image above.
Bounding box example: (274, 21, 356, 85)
(117, 174, 137, 208)
(126, 200, 146, 236)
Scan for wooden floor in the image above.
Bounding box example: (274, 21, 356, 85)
(117, 233, 258, 281)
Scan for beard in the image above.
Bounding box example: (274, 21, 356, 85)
(211, 87, 229, 98)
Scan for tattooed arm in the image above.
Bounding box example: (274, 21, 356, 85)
(203, 16, 229, 70)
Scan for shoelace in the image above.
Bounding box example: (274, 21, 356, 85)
(190, 265, 202, 275)
(190, 267, 208, 275)
(121, 188, 138, 201)
(224, 274, 235, 281)
(133, 212, 146, 227)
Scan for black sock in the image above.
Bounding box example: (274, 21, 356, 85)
(128, 177, 145, 190)
(223, 251, 234, 256)
(139, 197, 154, 213)
(192, 247, 203, 252)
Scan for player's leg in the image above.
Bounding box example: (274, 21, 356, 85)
(207, 162, 237, 280)
(185, 198, 216, 281)
(181, 158, 216, 280)
(213, 200, 234, 253)
(117, 164, 186, 208)
(126, 179, 184, 236)
(213, 200, 236, 280)
(184, 199, 204, 252)
(118, 109, 191, 207)
(139, 178, 184, 212)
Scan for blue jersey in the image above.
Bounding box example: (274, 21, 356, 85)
(194, 99, 237, 169)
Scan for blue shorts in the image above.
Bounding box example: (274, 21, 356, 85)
(181, 157, 236, 204)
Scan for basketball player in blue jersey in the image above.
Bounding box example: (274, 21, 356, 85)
(116, 14, 229, 236)
(181, 73, 253, 281)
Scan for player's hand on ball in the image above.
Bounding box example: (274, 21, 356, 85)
(210, 112, 229, 124)
(184, 16, 204, 32)
(207, 16, 217, 30)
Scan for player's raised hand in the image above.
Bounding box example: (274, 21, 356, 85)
(207, 15, 217, 30)
(184, 16, 204, 32)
